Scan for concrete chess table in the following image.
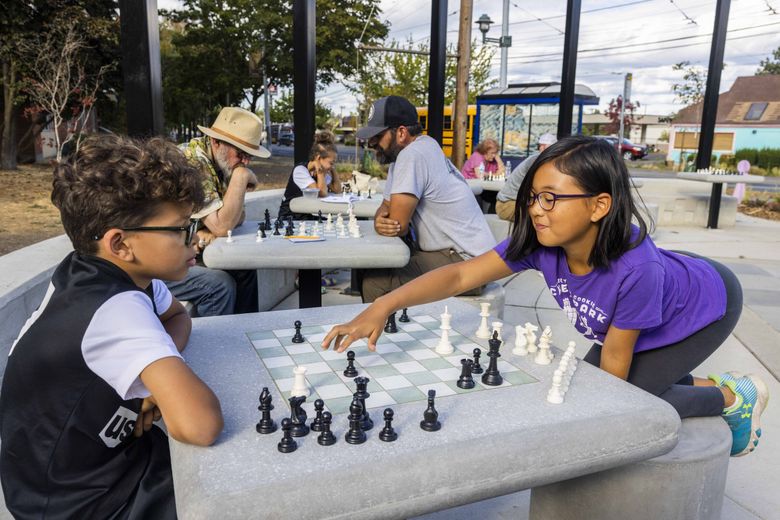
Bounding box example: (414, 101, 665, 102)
(202, 220, 410, 308)
(676, 171, 765, 228)
(290, 196, 381, 218)
(170, 299, 680, 519)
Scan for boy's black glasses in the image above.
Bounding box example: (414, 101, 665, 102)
(527, 191, 595, 211)
(120, 219, 199, 245)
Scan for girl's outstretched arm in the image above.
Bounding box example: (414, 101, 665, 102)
(322, 250, 513, 352)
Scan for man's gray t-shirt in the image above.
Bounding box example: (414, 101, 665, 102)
(384, 135, 495, 257)
(497, 152, 540, 202)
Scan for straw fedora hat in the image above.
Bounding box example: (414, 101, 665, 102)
(197, 107, 270, 158)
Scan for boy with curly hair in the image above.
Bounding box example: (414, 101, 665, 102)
(0, 135, 223, 519)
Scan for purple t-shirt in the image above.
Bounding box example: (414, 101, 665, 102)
(493, 229, 727, 352)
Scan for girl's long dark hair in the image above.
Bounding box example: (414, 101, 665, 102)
(505, 135, 651, 269)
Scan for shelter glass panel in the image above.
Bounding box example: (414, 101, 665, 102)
(502, 104, 529, 156)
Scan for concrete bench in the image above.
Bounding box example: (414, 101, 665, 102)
(635, 178, 738, 227)
(529, 416, 731, 520)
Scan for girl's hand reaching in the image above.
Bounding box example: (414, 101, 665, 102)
(321, 303, 393, 352)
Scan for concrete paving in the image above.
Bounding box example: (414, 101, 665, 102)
(276, 212, 780, 520)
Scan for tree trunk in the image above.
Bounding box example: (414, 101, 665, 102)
(1, 60, 18, 170)
(451, 0, 473, 169)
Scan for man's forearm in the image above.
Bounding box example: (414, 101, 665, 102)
(204, 168, 251, 236)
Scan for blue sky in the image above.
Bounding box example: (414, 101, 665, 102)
(158, 0, 780, 116)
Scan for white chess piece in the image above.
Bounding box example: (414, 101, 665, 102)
(491, 321, 503, 341)
(435, 306, 454, 355)
(524, 323, 539, 353)
(475, 302, 491, 339)
(337, 225, 348, 238)
(290, 366, 310, 398)
(535, 338, 552, 365)
(547, 369, 564, 404)
(256, 230, 264, 243)
(226, 230, 233, 243)
(512, 325, 528, 355)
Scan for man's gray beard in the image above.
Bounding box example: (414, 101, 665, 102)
(214, 148, 232, 181)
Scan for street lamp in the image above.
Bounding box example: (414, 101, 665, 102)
(476, 6, 512, 88)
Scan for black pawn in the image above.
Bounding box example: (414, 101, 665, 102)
(420, 389, 441, 432)
(317, 210, 323, 224)
(273, 220, 281, 236)
(317, 411, 337, 446)
(354, 377, 373, 431)
(345, 397, 367, 444)
(288, 395, 310, 437)
(457, 359, 476, 389)
(291, 320, 305, 343)
(481, 331, 503, 386)
(260, 225, 267, 239)
(310, 399, 325, 432)
(256, 386, 277, 434)
(343, 350, 358, 377)
(378, 408, 398, 442)
(284, 224, 293, 237)
(384, 312, 398, 333)
(277, 418, 297, 453)
(471, 348, 484, 374)
(399, 308, 410, 323)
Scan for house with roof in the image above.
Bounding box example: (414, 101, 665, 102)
(667, 75, 780, 165)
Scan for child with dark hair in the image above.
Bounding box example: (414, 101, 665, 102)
(0, 134, 223, 519)
(278, 130, 341, 220)
(322, 135, 769, 458)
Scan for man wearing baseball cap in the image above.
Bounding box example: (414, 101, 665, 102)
(495, 132, 557, 221)
(357, 95, 495, 303)
(166, 106, 270, 316)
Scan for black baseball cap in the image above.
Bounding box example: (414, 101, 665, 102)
(356, 96, 419, 140)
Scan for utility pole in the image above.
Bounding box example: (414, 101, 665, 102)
(618, 73, 631, 154)
(263, 68, 272, 150)
(452, 0, 473, 169)
(500, 0, 509, 88)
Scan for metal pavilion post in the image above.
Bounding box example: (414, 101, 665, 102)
(557, 0, 581, 139)
(428, 0, 448, 146)
(698, 0, 731, 229)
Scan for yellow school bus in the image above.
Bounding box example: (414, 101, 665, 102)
(416, 105, 477, 160)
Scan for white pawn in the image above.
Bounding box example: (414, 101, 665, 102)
(491, 321, 503, 341)
(226, 230, 233, 243)
(435, 306, 454, 355)
(475, 302, 491, 339)
(535, 340, 552, 365)
(290, 366, 310, 398)
(513, 325, 528, 356)
(255, 230, 264, 243)
(337, 225, 348, 238)
(525, 323, 539, 353)
(547, 369, 564, 404)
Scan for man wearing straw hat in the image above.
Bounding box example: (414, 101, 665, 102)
(165, 107, 270, 316)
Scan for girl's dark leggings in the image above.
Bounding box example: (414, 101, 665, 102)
(583, 253, 743, 418)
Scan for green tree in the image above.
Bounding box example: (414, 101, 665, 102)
(355, 38, 496, 111)
(604, 96, 640, 136)
(672, 61, 706, 106)
(757, 46, 780, 75)
(270, 92, 334, 129)
(161, 0, 387, 132)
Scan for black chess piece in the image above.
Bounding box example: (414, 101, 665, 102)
(288, 395, 310, 437)
(291, 320, 305, 343)
(399, 308, 410, 323)
(345, 397, 367, 444)
(284, 224, 293, 237)
(264, 209, 271, 229)
(420, 389, 441, 432)
(481, 331, 503, 386)
(378, 408, 398, 442)
(255, 387, 277, 434)
(317, 210, 323, 224)
(277, 418, 297, 453)
(456, 359, 476, 389)
(384, 312, 398, 334)
(471, 347, 484, 374)
(353, 377, 373, 431)
(260, 226, 267, 239)
(273, 219, 281, 236)
(317, 411, 337, 446)
(343, 350, 358, 377)
(310, 399, 325, 432)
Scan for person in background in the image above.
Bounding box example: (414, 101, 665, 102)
(495, 132, 557, 221)
(461, 138, 505, 179)
(278, 130, 341, 221)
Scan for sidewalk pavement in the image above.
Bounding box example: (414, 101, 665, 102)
(274, 212, 780, 520)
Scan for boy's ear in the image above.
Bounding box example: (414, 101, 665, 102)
(101, 229, 135, 262)
(591, 193, 612, 222)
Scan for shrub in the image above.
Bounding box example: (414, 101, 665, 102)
(735, 148, 780, 171)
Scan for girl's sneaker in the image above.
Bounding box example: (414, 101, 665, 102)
(715, 373, 769, 456)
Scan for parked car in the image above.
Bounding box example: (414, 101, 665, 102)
(279, 130, 295, 146)
(595, 136, 648, 161)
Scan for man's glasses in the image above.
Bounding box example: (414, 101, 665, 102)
(527, 191, 595, 211)
(120, 219, 199, 245)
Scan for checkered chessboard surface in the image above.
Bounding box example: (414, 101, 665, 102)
(247, 314, 537, 416)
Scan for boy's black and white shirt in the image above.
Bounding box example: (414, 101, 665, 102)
(0, 252, 182, 519)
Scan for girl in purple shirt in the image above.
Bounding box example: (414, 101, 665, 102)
(322, 135, 768, 457)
